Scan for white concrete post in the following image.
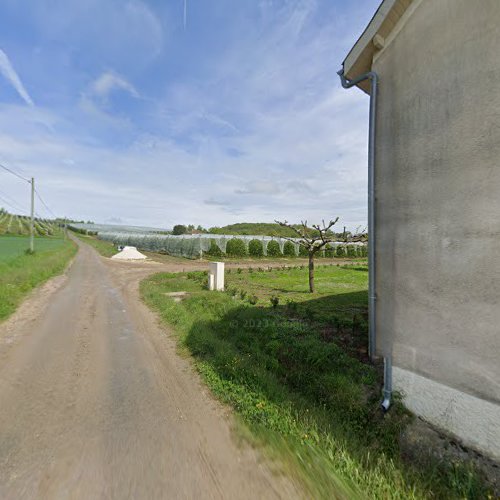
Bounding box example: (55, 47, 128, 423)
(208, 262, 225, 291)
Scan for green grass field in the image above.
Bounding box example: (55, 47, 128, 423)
(228, 263, 367, 331)
(0, 235, 77, 321)
(0, 236, 68, 262)
(141, 266, 491, 499)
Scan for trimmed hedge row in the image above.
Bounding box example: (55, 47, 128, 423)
(283, 241, 296, 257)
(248, 239, 264, 257)
(204, 238, 367, 259)
(226, 238, 247, 257)
(266, 240, 282, 257)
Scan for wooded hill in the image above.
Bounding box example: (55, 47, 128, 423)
(207, 222, 345, 238)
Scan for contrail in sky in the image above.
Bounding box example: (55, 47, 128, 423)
(0, 48, 34, 106)
(183, 0, 187, 29)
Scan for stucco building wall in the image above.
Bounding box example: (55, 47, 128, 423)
(371, 0, 500, 458)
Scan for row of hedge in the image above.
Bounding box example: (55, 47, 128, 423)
(205, 238, 367, 259)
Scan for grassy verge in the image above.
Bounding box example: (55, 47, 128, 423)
(0, 235, 77, 321)
(72, 232, 193, 264)
(141, 266, 491, 499)
(71, 231, 117, 257)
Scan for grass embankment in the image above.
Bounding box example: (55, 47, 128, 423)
(72, 232, 117, 257)
(0, 235, 77, 321)
(142, 265, 490, 499)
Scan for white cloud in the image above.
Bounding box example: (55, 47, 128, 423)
(0, 95, 368, 230)
(78, 71, 140, 125)
(0, 2, 374, 231)
(91, 71, 139, 99)
(236, 180, 282, 195)
(144, 0, 371, 228)
(0, 48, 34, 106)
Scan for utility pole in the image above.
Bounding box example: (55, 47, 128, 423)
(30, 177, 35, 253)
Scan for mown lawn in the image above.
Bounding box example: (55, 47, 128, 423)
(141, 266, 491, 499)
(0, 235, 77, 321)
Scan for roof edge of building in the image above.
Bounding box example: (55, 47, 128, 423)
(342, 0, 414, 93)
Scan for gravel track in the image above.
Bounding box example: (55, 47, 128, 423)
(0, 237, 302, 499)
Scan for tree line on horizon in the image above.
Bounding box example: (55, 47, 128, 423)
(171, 221, 361, 239)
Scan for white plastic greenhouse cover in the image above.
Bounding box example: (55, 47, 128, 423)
(96, 232, 365, 260)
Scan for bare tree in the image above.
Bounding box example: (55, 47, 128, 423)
(275, 219, 340, 293)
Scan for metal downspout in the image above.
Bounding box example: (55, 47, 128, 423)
(381, 356, 392, 411)
(337, 69, 392, 411)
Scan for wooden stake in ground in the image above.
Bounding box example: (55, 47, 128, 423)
(275, 219, 340, 293)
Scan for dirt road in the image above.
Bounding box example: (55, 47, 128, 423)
(0, 239, 301, 499)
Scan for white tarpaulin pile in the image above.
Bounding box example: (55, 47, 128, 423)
(111, 246, 147, 260)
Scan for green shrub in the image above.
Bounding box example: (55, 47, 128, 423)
(226, 238, 247, 257)
(270, 295, 279, 308)
(358, 245, 368, 258)
(298, 245, 308, 257)
(335, 245, 346, 258)
(324, 244, 335, 258)
(283, 241, 297, 257)
(346, 245, 357, 258)
(205, 239, 223, 258)
(266, 240, 282, 257)
(248, 239, 264, 257)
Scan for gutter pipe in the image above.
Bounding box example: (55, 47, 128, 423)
(381, 356, 392, 411)
(337, 68, 392, 411)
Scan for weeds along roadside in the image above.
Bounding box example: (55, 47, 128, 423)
(0, 236, 77, 321)
(71, 231, 117, 257)
(140, 266, 492, 499)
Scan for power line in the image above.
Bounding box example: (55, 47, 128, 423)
(0, 194, 29, 216)
(34, 188, 58, 219)
(0, 160, 58, 221)
(0, 188, 30, 214)
(0, 162, 31, 183)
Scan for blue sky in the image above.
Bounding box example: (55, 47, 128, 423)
(0, 0, 380, 229)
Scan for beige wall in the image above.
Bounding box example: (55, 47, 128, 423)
(372, 0, 500, 456)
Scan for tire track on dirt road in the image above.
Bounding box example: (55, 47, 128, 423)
(0, 237, 302, 499)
